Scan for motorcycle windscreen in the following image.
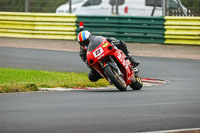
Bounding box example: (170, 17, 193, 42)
(88, 36, 105, 51)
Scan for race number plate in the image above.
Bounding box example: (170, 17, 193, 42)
(93, 47, 104, 58)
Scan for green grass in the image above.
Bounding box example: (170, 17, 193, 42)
(0, 68, 109, 93)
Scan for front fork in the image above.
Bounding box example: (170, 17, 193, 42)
(100, 56, 121, 74)
(99, 56, 123, 82)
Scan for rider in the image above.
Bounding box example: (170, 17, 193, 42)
(77, 30, 139, 82)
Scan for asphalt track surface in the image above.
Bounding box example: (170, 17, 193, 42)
(0, 47, 200, 133)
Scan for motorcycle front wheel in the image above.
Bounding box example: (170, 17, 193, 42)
(104, 65, 127, 91)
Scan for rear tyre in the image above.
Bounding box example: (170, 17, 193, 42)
(104, 65, 127, 91)
(129, 76, 143, 90)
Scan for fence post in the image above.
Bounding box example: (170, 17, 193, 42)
(151, 0, 159, 16)
(69, 0, 72, 13)
(176, 0, 186, 16)
(25, 0, 30, 12)
(79, 22, 84, 32)
(162, 0, 166, 16)
(116, 0, 119, 15)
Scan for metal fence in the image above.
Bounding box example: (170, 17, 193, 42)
(77, 15, 165, 43)
(0, 12, 77, 40)
(165, 16, 200, 45)
(167, 8, 200, 16)
(0, 12, 200, 45)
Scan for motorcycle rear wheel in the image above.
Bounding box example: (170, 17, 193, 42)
(129, 76, 143, 90)
(104, 65, 127, 91)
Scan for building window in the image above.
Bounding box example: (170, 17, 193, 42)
(145, 0, 162, 7)
(83, 0, 102, 6)
(109, 0, 125, 6)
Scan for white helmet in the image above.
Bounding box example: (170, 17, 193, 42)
(77, 30, 91, 47)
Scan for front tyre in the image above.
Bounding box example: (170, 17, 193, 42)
(104, 65, 127, 91)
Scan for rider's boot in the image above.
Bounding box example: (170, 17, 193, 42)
(116, 40, 140, 68)
(127, 54, 140, 68)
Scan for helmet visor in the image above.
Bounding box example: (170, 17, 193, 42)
(79, 39, 89, 47)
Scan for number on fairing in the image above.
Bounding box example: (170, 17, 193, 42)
(93, 47, 104, 58)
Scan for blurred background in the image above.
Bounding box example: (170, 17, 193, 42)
(0, 0, 199, 16)
(0, 0, 66, 13)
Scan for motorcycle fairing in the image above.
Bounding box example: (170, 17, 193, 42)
(87, 38, 134, 85)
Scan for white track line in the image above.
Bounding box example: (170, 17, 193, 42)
(140, 128, 200, 133)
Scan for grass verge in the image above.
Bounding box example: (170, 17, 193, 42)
(0, 68, 110, 93)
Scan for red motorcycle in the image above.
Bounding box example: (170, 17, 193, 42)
(86, 36, 143, 91)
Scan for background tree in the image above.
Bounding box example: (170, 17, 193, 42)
(0, 0, 67, 12)
(0, 0, 24, 12)
(181, 0, 200, 9)
(181, 0, 200, 15)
